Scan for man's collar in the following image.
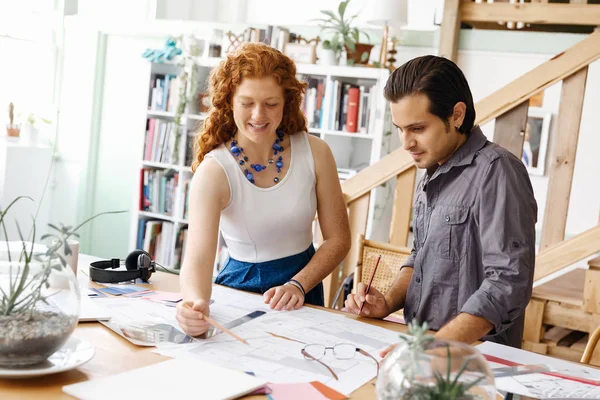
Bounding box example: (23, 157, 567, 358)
(429, 126, 488, 179)
(441, 126, 487, 167)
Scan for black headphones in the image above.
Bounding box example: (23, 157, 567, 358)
(89, 249, 157, 284)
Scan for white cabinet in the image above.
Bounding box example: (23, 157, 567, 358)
(0, 139, 53, 242)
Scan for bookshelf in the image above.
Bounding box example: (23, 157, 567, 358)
(130, 58, 392, 269)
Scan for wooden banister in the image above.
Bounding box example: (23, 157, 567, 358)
(475, 30, 600, 126)
(534, 224, 600, 282)
(342, 148, 414, 204)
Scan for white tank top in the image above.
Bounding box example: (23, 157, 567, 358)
(205, 132, 317, 263)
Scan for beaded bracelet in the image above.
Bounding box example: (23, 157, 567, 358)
(286, 279, 306, 297)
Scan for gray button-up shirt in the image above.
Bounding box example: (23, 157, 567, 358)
(403, 126, 537, 348)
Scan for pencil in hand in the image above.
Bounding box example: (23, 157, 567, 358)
(203, 315, 249, 345)
(359, 254, 382, 315)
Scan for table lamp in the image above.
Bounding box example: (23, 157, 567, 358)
(364, 0, 408, 66)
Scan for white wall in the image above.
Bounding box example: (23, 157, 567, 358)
(77, 0, 440, 31)
(245, 0, 439, 30)
(460, 50, 600, 239)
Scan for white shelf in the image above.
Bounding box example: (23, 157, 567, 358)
(147, 110, 175, 118)
(138, 211, 176, 222)
(142, 161, 179, 169)
(181, 166, 193, 173)
(310, 128, 373, 140)
(187, 113, 208, 121)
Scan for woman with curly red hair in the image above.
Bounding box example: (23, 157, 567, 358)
(176, 43, 351, 336)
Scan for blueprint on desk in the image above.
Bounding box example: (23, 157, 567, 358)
(478, 341, 600, 399)
(153, 285, 401, 396)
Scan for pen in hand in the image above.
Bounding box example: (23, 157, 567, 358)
(359, 254, 382, 315)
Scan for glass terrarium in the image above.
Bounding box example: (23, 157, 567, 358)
(0, 242, 80, 367)
(376, 322, 496, 400)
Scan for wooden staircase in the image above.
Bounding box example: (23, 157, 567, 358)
(320, 3, 600, 366)
(526, 256, 600, 365)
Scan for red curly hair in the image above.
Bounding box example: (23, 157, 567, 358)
(192, 42, 308, 171)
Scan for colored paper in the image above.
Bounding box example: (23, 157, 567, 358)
(268, 383, 328, 400)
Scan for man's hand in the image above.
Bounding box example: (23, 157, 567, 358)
(344, 282, 390, 318)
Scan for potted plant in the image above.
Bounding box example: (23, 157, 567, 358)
(321, 35, 344, 66)
(20, 112, 52, 145)
(376, 320, 497, 399)
(0, 196, 125, 367)
(316, 0, 373, 65)
(6, 103, 20, 138)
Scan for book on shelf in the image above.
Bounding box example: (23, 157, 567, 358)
(184, 129, 196, 167)
(181, 175, 191, 221)
(143, 119, 182, 164)
(327, 79, 375, 134)
(148, 73, 181, 112)
(301, 76, 326, 129)
(140, 168, 179, 216)
(139, 220, 175, 267)
(174, 226, 188, 269)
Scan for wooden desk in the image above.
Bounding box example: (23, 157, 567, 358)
(0, 256, 410, 400)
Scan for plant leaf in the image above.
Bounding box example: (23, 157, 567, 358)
(338, 0, 348, 20)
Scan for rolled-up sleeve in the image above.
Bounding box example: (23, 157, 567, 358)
(403, 248, 417, 268)
(460, 156, 537, 335)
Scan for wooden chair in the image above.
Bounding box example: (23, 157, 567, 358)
(353, 234, 412, 296)
(581, 325, 600, 365)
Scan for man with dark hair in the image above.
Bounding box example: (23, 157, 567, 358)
(345, 55, 537, 349)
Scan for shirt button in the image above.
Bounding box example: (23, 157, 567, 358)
(416, 277, 421, 283)
(427, 207, 432, 213)
(445, 215, 450, 222)
(412, 312, 416, 318)
(512, 241, 520, 248)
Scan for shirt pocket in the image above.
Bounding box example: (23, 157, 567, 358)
(436, 205, 469, 261)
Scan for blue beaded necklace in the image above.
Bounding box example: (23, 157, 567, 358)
(230, 129, 285, 184)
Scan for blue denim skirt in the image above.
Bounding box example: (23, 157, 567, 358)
(214, 244, 324, 307)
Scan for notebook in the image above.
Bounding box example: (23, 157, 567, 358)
(62, 358, 267, 400)
(78, 294, 112, 322)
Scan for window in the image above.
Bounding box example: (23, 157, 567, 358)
(0, 1, 60, 127)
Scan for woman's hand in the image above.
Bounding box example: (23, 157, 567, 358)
(176, 299, 211, 336)
(263, 284, 304, 311)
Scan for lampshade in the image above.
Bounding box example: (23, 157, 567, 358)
(364, 0, 408, 28)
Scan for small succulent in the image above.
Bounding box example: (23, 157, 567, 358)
(0, 196, 125, 317)
(397, 319, 485, 400)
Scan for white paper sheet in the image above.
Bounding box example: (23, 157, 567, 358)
(478, 341, 600, 399)
(62, 358, 267, 400)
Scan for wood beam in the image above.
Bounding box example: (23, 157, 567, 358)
(462, 3, 600, 26)
(342, 148, 414, 204)
(438, 0, 462, 61)
(492, 100, 529, 158)
(327, 192, 371, 308)
(535, 224, 600, 282)
(389, 166, 416, 247)
(540, 67, 588, 250)
(475, 30, 600, 126)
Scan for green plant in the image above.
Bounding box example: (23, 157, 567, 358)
(315, 0, 370, 54)
(0, 196, 125, 317)
(398, 320, 485, 400)
(322, 36, 344, 55)
(23, 112, 52, 128)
